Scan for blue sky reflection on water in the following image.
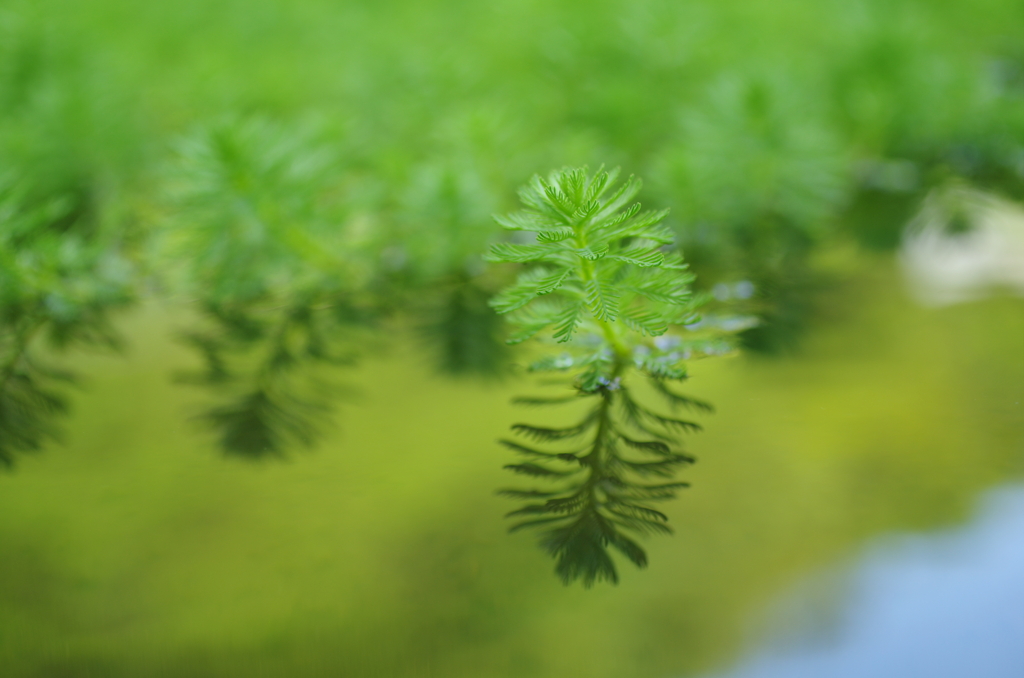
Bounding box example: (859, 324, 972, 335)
(703, 484, 1024, 678)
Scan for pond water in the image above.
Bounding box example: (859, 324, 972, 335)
(703, 484, 1024, 678)
(1, 257, 1021, 677)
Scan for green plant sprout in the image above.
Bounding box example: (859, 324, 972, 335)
(486, 167, 739, 586)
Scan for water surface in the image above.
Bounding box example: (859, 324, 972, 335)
(1, 259, 1021, 677)
(705, 484, 1024, 678)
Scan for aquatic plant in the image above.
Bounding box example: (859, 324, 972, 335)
(486, 167, 737, 586)
(0, 179, 135, 467)
(163, 118, 378, 458)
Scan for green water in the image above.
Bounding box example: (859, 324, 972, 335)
(1, 257, 1022, 678)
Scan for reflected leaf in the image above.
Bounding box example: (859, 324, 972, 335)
(418, 272, 510, 378)
(177, 299, 365, 460)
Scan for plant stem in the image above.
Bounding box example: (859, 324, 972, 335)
(582, 349, 627, 510)
(572, 218, 630, 360)
(568, 209, 635, 506)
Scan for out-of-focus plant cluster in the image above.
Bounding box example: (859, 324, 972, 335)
(1, 0, 1022, 461)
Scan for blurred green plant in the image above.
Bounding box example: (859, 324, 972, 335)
(2, 0, 1023, 468)
(485, 167, 739, 585)
(0, 179, 135, 467)
(161, 117, 379, 458)
(388, 152, 512, 377)
(0, 7, 144, 467)
(651, 76, 849, 353)
(160, 117, 516, 455)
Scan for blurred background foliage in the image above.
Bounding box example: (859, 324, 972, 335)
(1, 0, 1023, 674)
(2, 0, 1022, 458)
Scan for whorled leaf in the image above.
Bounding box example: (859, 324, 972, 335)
(487, 167, 731, 586)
